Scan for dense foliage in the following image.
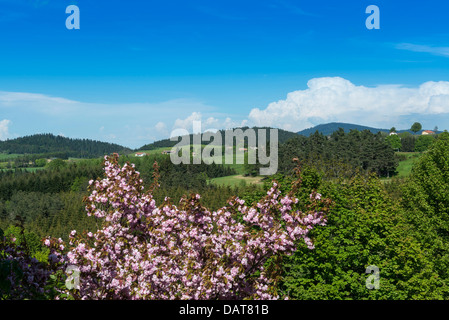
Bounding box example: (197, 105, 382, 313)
(278, 171, 446, 299)
(0, 154, 252, 241)
(118, 154, 236, 189)
(0, 159, 103, 200)
(277, 129, 398, 178)
(401, 132, 449, 286)
(414, 135, 437, 152)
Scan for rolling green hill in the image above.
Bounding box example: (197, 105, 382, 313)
(0, 133, 131, 159)
(297, 122, 390, 136)
(137, 126, 299, 151)
(297, 122, 444, 137)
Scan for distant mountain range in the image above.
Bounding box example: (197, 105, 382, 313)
(297, 122, 389, 136)
(1, 123, 442, 158)
(297, 122, 441, 136)
(137, 123, 407, 152)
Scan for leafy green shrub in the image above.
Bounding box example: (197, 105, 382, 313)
(280, 172, 446, 299)
(402, 132, 449, 284)
(414, 135, 437, 152)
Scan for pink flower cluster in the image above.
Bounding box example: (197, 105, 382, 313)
(51, 154, 330, 300)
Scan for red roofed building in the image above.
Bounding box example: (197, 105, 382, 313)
(135, 152, 147, 157)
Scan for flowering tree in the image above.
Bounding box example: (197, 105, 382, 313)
(42, 154, 331, 300)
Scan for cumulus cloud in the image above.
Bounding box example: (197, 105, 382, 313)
(172, 112, 249, 136)
(153, 121, 169, 138)
(0, 119, 11, 140)
(173, 112, 203, 132)
(155, 121, 167, 132)
(248, 77, 449, 132)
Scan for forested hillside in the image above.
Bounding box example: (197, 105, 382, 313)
(0, 133, 131, 158)
(0, 153, 245, 241)
(253, 128, 398, 178)
(297, 122, 390, 136)
(137, 126, 298, 151)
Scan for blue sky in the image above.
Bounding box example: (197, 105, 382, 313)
(1, 0, 449, 148)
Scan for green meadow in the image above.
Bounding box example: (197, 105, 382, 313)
(395, 152, 423, 177)
(0, 153, 21, 160)
(209, 174, 264, 187)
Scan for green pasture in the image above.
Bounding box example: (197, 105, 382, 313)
(0, 153, 21, 160)
(209, 174, 264, 187)
(395, 152, 423, 178)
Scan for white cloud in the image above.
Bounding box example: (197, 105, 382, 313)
(155, 121, 167, 132)
(396, 43, 449, 58)
(0, 91, 215, 119)
(154, 121, 169, 138)
(0, 91, 217, 148)
(248, 77, 449, 132)
(0, 119, 11, 140)
(172, 113, 249, 136)
(173, 112, 203, 132)
(205, 117, 219, 126)
(0, 91, 79, 115)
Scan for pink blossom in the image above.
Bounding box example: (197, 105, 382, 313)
(39, 154, 330, 300)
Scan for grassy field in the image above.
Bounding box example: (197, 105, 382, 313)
(395, 152, 423, 178)
(130, 147, 174, 156)
(209, 174, 264, 187)
(130, 146, 252, 171)
(0, 153, 21, 160)
(379, 152, 423, 183)
(130, 145, 216, 157)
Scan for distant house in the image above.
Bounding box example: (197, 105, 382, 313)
(389, 132, 398, 136)
(135, 152, 147, 157)
(422, 130, 435, 135)
(238, 147, 247, 152)
(161, 150, 173, 155)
